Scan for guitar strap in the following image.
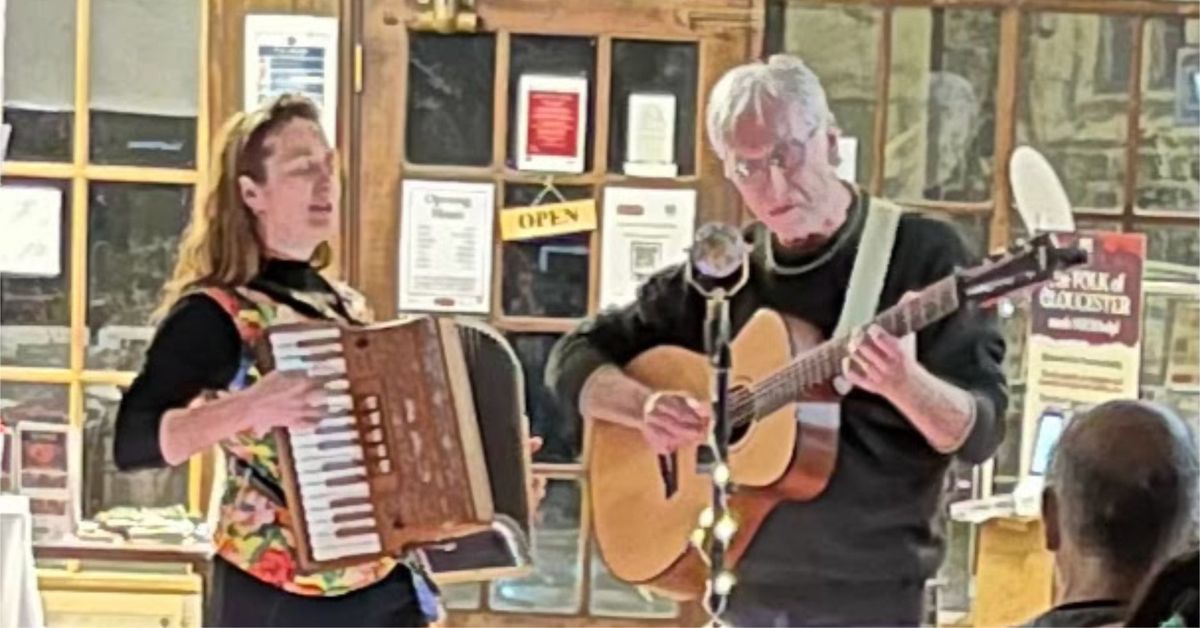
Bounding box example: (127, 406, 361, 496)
(832, 197, 905, 339)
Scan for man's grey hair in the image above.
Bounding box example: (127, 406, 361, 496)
(706, 54, 836, 161)
(1048, 400, 1199, 571)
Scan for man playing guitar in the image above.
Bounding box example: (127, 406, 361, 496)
(546, 54, 1008, 626)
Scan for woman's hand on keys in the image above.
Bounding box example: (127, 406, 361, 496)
(238, 371, 330, 436)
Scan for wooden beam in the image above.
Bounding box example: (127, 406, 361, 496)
(989, 5, 1020, 252)
(469, 0, 757, 38)
(870, 6, 893, 196)
(358, 0, 410, 318)
(0, 367, 75, 384)
(791, 0, 1198, 17)
(1121, 15, 1145, 227)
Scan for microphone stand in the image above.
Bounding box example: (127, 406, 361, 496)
(684, 257, 750, 626)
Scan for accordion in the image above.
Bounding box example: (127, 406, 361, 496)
(261, 315, 533, 580)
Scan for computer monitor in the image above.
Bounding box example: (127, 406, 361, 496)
(1030, 410, 1069, 477)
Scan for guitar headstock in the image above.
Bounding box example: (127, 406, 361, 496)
(958, 233, 1088, 308)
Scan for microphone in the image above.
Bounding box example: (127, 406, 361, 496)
(1010, 146, 1075, 235)
(689, 222, 750, 281)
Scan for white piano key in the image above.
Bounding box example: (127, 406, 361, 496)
(292, 437, 361, 457)
(290, 431, 358, 447)
(304, 502, 373, 524)
(298, 466, 367, 486)
(317, 416, 356, 430)
(272, 342, 343, 359)
(324, 379, 350, 392)
(299, 481, 369, 501)
(306, 358, 348, 377)
(294, 453, 364, 474)
(317, 395, 353, 412)
(305, 516, 376, 535)
(270, 327, 342, 345)
(311, 535, 382, 561)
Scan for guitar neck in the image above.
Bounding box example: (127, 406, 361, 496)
(734, 276, 961, 425)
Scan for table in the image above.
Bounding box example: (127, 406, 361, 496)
(0, 495, 44, 628)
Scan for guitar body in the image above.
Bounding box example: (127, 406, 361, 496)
(588, 309, 840, 600)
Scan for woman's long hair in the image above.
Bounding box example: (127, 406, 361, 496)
(155, 93, 329, 320)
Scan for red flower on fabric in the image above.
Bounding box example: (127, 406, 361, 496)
(249, 548, 296, 586)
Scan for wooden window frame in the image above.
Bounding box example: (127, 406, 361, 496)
(0, 0, 211, 514)
(765, 0, 1199, 253)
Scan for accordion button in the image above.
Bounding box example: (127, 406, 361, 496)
(367, 411, 382, 426)
(378, 460, 392, 474)
(366, 428, 384, 443)
(374, 444, 388, 458)
(363, 396, 379, 411)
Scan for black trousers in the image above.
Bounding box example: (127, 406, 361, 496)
(725, 579, 925, 627)
(206, 557, 429, 627)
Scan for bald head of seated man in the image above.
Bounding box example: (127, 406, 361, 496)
(1025, 400, 1199, 628)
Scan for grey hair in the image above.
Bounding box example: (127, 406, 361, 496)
(1048, 400, 1199, 572)
(705, 54, 836, 161)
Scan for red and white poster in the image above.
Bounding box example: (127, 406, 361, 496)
(1020, 232, 1146, 474)
(516, 75, 588, 173)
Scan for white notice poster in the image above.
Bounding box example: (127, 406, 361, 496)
(244, 15, 339, 144)
(399, 180, 495, 314)
(0, 186, 62, 276)
(599, 187, 697, 308)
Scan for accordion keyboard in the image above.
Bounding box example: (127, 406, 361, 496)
(268, 326, 383, 562)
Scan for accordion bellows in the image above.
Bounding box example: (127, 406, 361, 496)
(262, 316, 532, 580)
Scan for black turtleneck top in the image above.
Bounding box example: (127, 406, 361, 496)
(114, 260, 342, 470)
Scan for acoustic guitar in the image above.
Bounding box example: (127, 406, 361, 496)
(587, 233, 1087, 600)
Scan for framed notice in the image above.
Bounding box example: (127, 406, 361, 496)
(516, 75, 588, 173)
(244, 14, 339, 144)
(399, 180, 495, 314)
(0, 186, 62, 277)
(624, 93, 677, 178)
(599, 187, 696, 308)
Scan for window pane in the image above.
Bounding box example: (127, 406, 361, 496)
(489, 479, 583, 613)
(994, 301, 1028, 486)
(406, 33, 495, 166)
(1139, 221, 1200, 278)
(1017, 14, 1135, 212)
(609, 40, 698, 176)
(782, 4, 880, 187)
(2, 0, 75, 162)
(588, 540, 677, 618)
(924, 210, 989, 258)
(508, 333, 579, 463)
(0, 179, 71, 368)
(0, 381, 69, 424)
(886, 9, 999, 202)
(1141, 291, 1195, 388)
(86, 183, 192, 372)
(82, 384, 189, 519)
(1135, 18, 1199, 214)
(88, 0, 198, 168)
(502, 184, 591, 318)
(507, 36, 596, 172)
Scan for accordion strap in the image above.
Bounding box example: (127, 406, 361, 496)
(196, 285, 293, 511)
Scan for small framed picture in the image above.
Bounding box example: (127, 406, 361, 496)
(28, 494, 73, 541)
(17, 421, 70, 492)
(516, 74, 588, 173)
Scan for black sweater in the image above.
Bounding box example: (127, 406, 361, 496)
(113, 260, 342, 470)
(545, 193, 1008, 585)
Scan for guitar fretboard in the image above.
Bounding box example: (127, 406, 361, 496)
(730, 276, 960, 426)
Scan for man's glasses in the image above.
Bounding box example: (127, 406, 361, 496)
(726, 125, 821, 184)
